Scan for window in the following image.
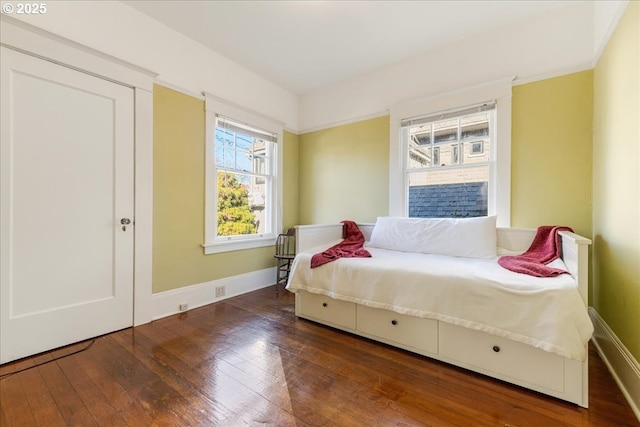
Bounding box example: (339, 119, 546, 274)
(204, 94, 283, 254)
(404, 104, 495, 219)
(470, 141, 484, 156)
(388, 79, 512, 226)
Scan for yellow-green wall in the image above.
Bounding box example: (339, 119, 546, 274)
(283, 130, 299, 230)
(511, 71, 593, 238)
(152, 85, 298, 293)
(593, 2, 640, 361)
(298, 116, 389, 224)
(298, 78, 594, 237)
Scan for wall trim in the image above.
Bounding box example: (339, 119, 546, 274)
(298, 110, 389, 135)
(151, 267, 276, 320)
(512, 63, 593, 87)
(589, 307, 640, 422)
(155, 79, 205, 101)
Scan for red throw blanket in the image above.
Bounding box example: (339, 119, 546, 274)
(311, 221, 371, 268)
(498, 225, 573, 277)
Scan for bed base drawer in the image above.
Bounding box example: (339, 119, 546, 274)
(357, 305, 438, 355)
(293, 291, 587, 407)
(296, 292, 356, 330)
(439, 322, 565, 393)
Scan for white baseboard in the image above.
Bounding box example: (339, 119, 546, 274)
(151, 267, 276, 320)
(589, 307, 640, 422)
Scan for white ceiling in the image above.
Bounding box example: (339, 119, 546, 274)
(125, 1, 578, 95)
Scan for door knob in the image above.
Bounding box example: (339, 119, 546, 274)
(121, 218, 131, 231)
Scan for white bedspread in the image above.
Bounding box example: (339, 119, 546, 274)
(286, 245, 594, 361)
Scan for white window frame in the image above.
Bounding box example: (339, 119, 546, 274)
(203, 93, 283, 254)
(389, 78, 513, 227)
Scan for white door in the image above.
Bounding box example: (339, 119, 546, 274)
(0, 47, 135, 364)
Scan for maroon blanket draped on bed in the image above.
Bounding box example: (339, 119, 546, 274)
(498, 225, 573, 277)
(310, 221, 371, 268)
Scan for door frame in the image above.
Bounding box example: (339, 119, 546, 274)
(1, 15, 155, 327)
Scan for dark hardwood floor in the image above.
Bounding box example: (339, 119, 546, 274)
(1, 286, 638, 426)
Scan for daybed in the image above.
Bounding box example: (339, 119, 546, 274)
(285, 217, 593, 407)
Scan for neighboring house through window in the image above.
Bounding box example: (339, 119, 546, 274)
(204, 94, 283, 254)
(404, 104, 494, 218)
(389, 79, 513, 226)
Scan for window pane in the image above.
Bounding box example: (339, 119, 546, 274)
(215, 148, 233, 169)
(461, 113, 489, 140)
(216, 128, 234, 148)
(463, 139, 490, 164)
(215, 145, 224, 166)
(236, 135, 253, 151)
(252, 140, 269, 174)
(249, 176, 269, 234)
(433, 147, 440, 165)
(253, 154, 267, 175)
(433, 119, 458, 143)
(451, 144, 460, 164)
(430, 143, 460, 166)
(235, 150, 253, 173)
(214, 128, 275, 238)
(408, 165, 489, 218)
(408, 146, 431, 169)
(410, 127, 431, 146)
(216, 148, 235, 169)
(401, 103, 495, 220)
(217, 172, 259, 236)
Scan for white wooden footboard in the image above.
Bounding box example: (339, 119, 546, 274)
(292, 223, 592, 407)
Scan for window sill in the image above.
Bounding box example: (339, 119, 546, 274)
(202, 236, 276, 255)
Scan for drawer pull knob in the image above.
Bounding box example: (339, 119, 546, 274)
(391, 320, 398, 326)
(492, 345, 500, 353)
(322, 302, 327, 307)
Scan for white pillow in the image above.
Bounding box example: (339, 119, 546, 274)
(368, 216, 497, 258)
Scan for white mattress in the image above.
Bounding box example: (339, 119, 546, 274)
(286, 245, 594, 361)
